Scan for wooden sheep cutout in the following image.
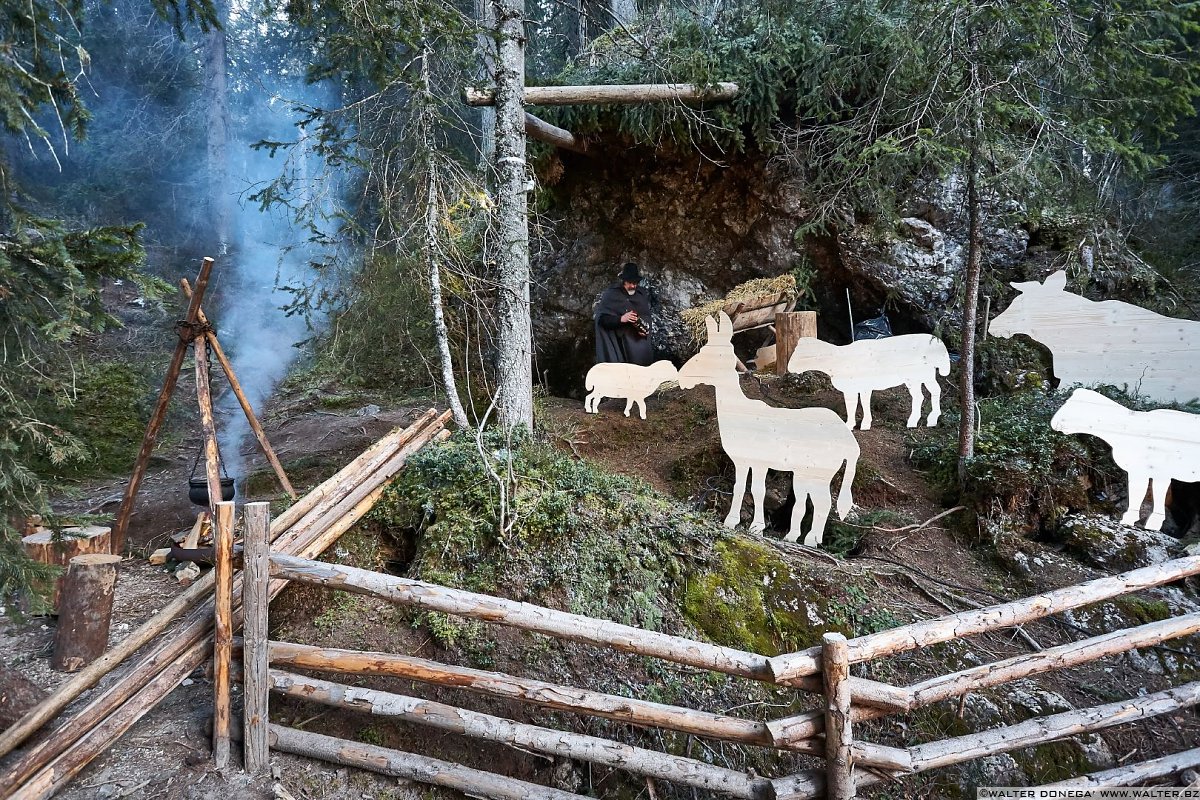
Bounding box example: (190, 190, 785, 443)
(990, 270, 1200, 405)
(1051, 388, 1200, 531)
(584, 360, 678, 419)
(786, 335, 950, 430)
(678, 312, 860, 546)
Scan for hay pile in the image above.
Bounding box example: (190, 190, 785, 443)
(679, 274, 798, 346)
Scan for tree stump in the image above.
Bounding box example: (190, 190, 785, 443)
(21, 527, 112, 613)
(51, 554, 122, 672)
(776, 311, 819, 376)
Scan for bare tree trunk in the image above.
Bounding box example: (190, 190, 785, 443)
(956, 34, 984, 486)
(610, 0, 636, 26)
(492, 0, 533, 430)
(421, 41, 470, 430)
(475, 0, 497, 167)
(204, 0, 232, 253)
(571, 0, 588, 59)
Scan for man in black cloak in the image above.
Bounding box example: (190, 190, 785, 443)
(594, 262, 654, 366)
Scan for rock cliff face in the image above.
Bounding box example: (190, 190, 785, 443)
(532, 143, 1033, 395)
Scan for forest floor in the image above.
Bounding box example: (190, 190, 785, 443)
(3, 371, 1198, 800)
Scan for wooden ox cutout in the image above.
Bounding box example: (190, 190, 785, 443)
(786, 335, 950, 430)
(584, 360, 678, 419)
(1051, 388, 1200, 530)
(678, 312, 860, 546)
(990, 270, 1200, 404)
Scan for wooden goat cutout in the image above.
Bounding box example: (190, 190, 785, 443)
(1051, 389, 1200, 531)
(584, 360, 678, 419)
(990, 270, 1200, 405)
(678, 312, 860, 545)
(786, 335, 950, 430)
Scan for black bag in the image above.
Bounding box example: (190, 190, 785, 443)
(853, 312, 892, 340)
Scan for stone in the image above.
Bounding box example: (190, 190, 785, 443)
(1057, 513, 1182, 571)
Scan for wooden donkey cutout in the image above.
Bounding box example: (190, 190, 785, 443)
(678, 312, 860, 545)
(787, 335, 950, 430)
(1051, 388, 1200, 530)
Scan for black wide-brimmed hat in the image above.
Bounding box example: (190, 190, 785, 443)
(618, 262, 642, 283)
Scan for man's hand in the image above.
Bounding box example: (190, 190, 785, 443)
(621, 311, 639, 324)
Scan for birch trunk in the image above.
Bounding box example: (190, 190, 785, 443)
(492, 0, 533, 430)
(956, 30, 983, 483)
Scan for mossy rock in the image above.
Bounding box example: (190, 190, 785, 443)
(1056, 513, 1181, 571)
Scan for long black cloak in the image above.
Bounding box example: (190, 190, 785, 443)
(593, 284, 653, 366)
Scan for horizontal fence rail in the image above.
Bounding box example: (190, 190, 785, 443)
(234, 543, 1200, 800)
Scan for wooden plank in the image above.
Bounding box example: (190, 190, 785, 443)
(267, 641, 782, 749)
(242, 503, 271, 775)
(1052, 388, 1200, 530)
(990, 269, 1200, 405)
(212, 501, 235, 769)
(269, 724, 588, 800)
(267, 553, 774, 681)
(768, 554, 1200, 683)
(786, 334, 949, 430)
(677, 311, 860, 546)
(909, 681, 1200, 772)
(822, 633, 854, 799)
(464, 82, 740, 107)
(269, 670, 774, 799)
(112, 256, 215, 554)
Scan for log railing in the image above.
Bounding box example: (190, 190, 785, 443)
(227, 507, 1200, 799)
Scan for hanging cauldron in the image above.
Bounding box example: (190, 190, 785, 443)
(189, 477, 236, 506)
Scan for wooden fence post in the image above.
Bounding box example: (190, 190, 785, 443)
(242, 502, 271, 775)
(213, 501, 235, 769)
(776, 311, 818, 376)
(823, 632, 854, 799)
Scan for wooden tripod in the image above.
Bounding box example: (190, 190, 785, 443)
(110, 257, 297, 554)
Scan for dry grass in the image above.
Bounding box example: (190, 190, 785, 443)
(679, 274, 798, 346)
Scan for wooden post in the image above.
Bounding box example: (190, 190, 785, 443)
(21, 527, 112, 613)
(776, 311, 818, 377)
(241, 502, 271, 775)
(212, 501, 235, 769)
(822, 632, 854, 800)
(194, 336, 224, 517)
(112, 257, 215, 555)
(50, 555, 122, 672)
(182, 279, 297, 500)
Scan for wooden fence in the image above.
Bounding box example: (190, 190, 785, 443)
(221, 501, 1200, 799)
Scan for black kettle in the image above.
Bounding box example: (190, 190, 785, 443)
(189, 477, 235, 506)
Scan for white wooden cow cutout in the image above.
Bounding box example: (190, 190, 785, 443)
(1051, 388, 1200, 530)
(990, 270, 1200, 404)
(678, 312, 860, 546)
(786, 335, 950, 430)
(584, 360, 678, 419)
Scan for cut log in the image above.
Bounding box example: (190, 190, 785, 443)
(21, 527, 112, 613)
(50, 555, 122, 673)
(524, 112, 586, 153)
(112, 256, 215, 555)
(768, 553, 1200, 683)
(0, 411, 452, 795)
(268, 553, 773, 681)
(242, 503, 271, 775)
(464, 82, 740, 107)
(193, 336, 224, 518)
(267, 641, 781, 750)
(269, 670, 773, 800)
(822, 633, 854, 800)
(212, 502, 234, 769)
(775, 311, 818, 377)
(1044, 747, 1200, 789)
(269, 724, 587, 800)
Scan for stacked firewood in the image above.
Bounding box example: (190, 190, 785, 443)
(0, 409, 451, 800)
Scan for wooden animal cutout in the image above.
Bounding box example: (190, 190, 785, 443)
(584, 360, 678, 419)
(990, 271, 1200, 404)
(1051, 388, 1200, 530)
(787, 335, 949, 429)
(678, 312, 860, 546)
